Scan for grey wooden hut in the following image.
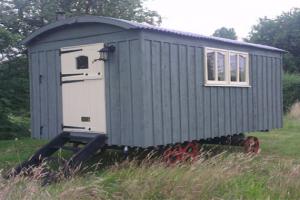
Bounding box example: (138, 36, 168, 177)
(23, 15, 285, 148)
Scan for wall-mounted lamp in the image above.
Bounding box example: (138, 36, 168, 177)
(97, 45, 116, 62)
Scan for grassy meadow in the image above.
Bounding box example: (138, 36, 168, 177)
(1, 111, 300, 199)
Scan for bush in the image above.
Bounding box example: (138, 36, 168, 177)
(283, 73, 300, 112)
(0, 57, 30, 140)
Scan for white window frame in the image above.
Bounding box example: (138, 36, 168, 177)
(204, 47, 250, 87)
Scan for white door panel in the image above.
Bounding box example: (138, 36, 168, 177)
(61, 43, 106, 133)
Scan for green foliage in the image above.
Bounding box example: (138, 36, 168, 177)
(248, 8, 300, 73)
(282, 73, 300, 112)
(0, 0, 161, 37)
(213, 27, 237, 40)
(0, 57, 30, 139)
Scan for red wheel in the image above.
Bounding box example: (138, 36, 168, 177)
(163, 142, 200, 164)
(244, 136, 260, 154)
(181, 142, 199, 161)
(163, 145, 182, 164)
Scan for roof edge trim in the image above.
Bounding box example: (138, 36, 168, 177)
(22, 16, 137, 45)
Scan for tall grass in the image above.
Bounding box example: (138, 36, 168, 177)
(1, 153, 300, 200)
(283, 73, 300, 112)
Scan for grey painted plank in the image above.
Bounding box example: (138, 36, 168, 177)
(217, 88, 225, 136)
(236, 88, 242, 133)
(267, 57, 273, 129)
(263, 56, 268, 130)
(39, 51, 49, 139)
(257, 56, 263, 130)
(143, 40, 154, 146)
(187, 46, 197, 140)
(224, 87, 231, 134)
(242, 88, 248, 132)
(46, 50, 57, 139)
(252, 55, 258, 130)
(204, 88, 211, 138)
(195, 47, 204, 139)
(151, 41, 163, 145)
(130, 40, 144, 146)
(105, 43, 112, 144)
(31, 52, 41, 139)
(230, 88, 237, 134)
(179, 45, 189, 142)
(277, 57, 283, 128)
(210, 88, 218, 137)
(119, 41, 133, 145)
(55, 50, 62, 136)
(161, 42, 172, 144)
(247, 54, 254, 131)
(170, 44, 181, 143)
(271, 58, 278, 128)
(109, 42, 121, 145)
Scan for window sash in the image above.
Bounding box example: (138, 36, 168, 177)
(205, 48, 249, 87)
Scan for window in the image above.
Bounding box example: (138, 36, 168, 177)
(76, 56, 89, 69)
(206, 49, 227, 83)
(207, 52, 215, 80)
(205, 48, 249, 87)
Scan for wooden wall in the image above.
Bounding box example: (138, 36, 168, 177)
(141, 32, 283, 146)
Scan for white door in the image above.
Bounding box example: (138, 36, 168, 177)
(61, 43, 106, 133)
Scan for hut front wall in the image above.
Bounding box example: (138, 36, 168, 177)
(28, 24, 145, 147)
(141, 31, 283, 146)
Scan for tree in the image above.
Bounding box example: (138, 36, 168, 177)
(212, 27, 237, 40)
(248, 8, 300, 73)
(0, 0, 161, 37)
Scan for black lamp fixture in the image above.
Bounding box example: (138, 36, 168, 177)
(98, 44, 116, 61)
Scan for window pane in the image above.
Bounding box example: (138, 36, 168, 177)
(76, 56, 89, 69)
(217, 52, 225, 81)
(207, 52, 215, 81)
(230, 54, 237, 82)
(239, 55, 246, 82)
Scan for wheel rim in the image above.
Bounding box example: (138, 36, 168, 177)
(163, 142, 200, 164)
(244, 136, 260, 154)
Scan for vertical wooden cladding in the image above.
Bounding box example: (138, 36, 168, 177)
(107, 39, 143, 146)
(143, 38, 283, 146)
(250, 54, 282, 131)
(29, 35, 283, 147)
(29, 50, 61, 139)
(143, 40, 203, 146)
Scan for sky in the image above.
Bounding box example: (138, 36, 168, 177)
(146, 0, 300, 40)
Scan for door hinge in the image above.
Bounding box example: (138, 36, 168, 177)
(61, 73, 84, 78)
(59, 49, 82, 56)
(60, 72, 85, 85)
(40, 126, 43, 135)
(61, 79, 84, 85)
(39, 74, 43, 84)
(62, 124, 85, 130)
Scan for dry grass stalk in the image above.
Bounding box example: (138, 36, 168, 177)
(288, 101, 300, 120)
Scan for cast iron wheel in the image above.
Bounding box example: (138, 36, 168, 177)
(243, 136, 260, 154)
(163, 142, 200, 164)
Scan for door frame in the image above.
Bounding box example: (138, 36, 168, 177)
(59, 43, 108, 134)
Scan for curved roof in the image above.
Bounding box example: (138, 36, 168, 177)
(23, 16, 285, 52)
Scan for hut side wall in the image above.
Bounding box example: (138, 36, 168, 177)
(141, 31, 283, 146)
(28, 25, 145, 146)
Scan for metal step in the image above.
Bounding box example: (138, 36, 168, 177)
(5, 132, 107, 179)
(63, 132, 104, 144)
(63, 134, 107, 175)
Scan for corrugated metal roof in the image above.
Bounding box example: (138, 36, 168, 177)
(117, 18, 285, 52)
(23, 16, 286, 52)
